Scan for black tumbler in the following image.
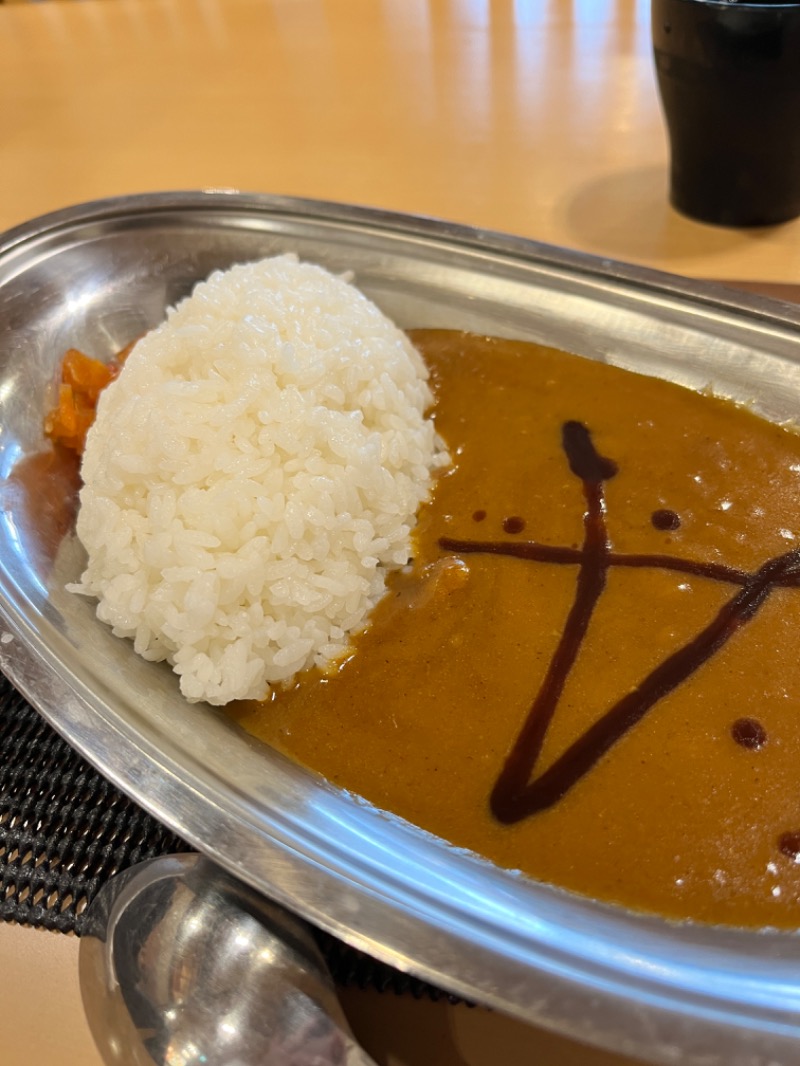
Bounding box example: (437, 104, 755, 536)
(652, 0, 800, 227)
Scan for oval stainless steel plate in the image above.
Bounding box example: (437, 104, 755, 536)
(2, 192, 800, 1066)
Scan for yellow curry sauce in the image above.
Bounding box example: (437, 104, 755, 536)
(232, 330, 800, 928)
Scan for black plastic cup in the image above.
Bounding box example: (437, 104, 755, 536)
(652, 0, 800, 227)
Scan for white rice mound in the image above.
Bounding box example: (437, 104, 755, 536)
(73, 254, 447, 705)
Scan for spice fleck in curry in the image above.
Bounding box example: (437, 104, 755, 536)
(234, 330, 800, 929)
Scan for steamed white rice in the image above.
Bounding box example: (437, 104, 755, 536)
(72, 254, 447, 705)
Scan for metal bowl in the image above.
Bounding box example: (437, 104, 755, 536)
(2, 191, 800, 1066)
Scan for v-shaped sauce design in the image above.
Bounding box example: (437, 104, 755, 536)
(440, 421, 800, 825)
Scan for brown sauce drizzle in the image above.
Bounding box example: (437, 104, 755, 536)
(438, 420, 800, 824)
(731, 717, 767, 750)
(502, 515, 526, 534)
(778, 832, 800, 862)
(652, 508, 681, 531)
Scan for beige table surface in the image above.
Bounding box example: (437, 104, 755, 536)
(2, 1, 800, 1064)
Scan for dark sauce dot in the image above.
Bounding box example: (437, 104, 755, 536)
(778, 831, 800, 861)
(651, 508, 681, 532)
(472, 509, 487, 522)
(731, 717, 767, 750)
(503, 516, 526, 534)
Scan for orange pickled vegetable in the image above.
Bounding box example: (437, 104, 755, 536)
(44, 342, 134, 454)
(61, 348, 114, 394)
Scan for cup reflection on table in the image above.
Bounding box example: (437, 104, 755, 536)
(652, 0, 800, 227)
